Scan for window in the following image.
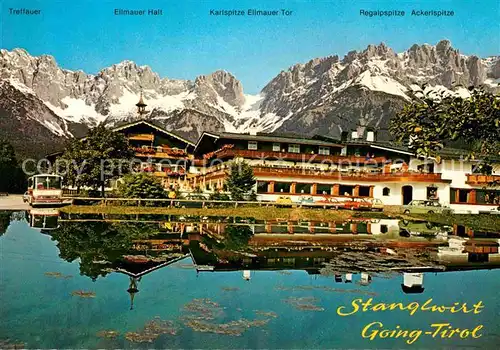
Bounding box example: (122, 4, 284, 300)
(275, 182, 291, 193)
(257, 181, 269, 193)
(273, 143, 281, 152)
(296, 183, 312, 194)
(458, 189, 471, 203)
(427, 186, 438, 200)
(248, 141, 258, 150)
(359, 186, 370, 197)
(340, 147, 347, 156)
(383, 187, 390, 196)
(339, 185, 354, 196)
(34, 176, 62, 190)
(380, 225, 388, 234)
(319, 146, 330, 155)
(317, 184, 331, 195)
(288, 144, 300, 153)
(476, 189, 500, 204)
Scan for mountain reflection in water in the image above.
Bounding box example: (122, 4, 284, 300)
(1, 209, 499, 349)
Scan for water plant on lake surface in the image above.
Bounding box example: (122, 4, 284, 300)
(282, 297, 325, 312)
(0, 339, 25, 349)
(254, 310, 278, 318)
(181, 298, 273, 336)
(181, 298, 223, 321)
(125, 317, 177, 343)
(96, 330, 120, 339)
(44, 272, 73, 279)
(71, 290, 96, 298)
(183, 318, 270, 336)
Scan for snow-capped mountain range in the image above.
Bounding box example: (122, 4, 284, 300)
(0, 40, 499, 156)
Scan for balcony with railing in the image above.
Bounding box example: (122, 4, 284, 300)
(128, 133, 155, 142)
(197, 164, 449, 183)
(134, 146, 188, 159)
(251, 166, 448, 183)
(153, 169, 187, 177)
(200, 147, 387, 165)
(466, 174, 500, 186)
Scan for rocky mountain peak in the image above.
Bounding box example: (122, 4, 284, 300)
(194, 70, 245, 108)
(1, 40, 498, 157)
(436, 39, 453, 54)
(361, 42, 396, 60)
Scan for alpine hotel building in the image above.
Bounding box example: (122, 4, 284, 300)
(53, 95, 500, 214)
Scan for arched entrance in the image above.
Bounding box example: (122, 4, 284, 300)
(402, 186, 413, 205)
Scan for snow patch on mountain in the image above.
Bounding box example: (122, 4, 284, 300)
(42, 120, 68, 136)
(355, 71, 409, 99)
(484, 78, 500, 87)
(46, 98, 106, 124)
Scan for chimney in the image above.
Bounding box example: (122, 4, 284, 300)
(366, 130, 376, 142)
(340, 131, 349, 142)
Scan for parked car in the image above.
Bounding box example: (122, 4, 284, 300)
(316, 197, 342, 209)
(297, 196, 314, 205)
(366, 198, 384, 212)
(402, 200, 453, 215)
(276, 196, 293, 206)
(399, 220, 452, 238)
(343, 198, 372, 211)
(478, 206, 500, 215)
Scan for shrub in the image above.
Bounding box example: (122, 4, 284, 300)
(117, 173, 166, 206)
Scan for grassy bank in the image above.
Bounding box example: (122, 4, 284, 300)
(415, 213, 500, 232)
(60, 205, 390, 221)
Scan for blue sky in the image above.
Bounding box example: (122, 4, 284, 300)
(2, 0, 499, 93)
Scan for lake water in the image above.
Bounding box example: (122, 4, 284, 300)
(1, 210, 499, 349)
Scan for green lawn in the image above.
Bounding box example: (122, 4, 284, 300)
(60, 205, 388, 221)
(414, 213, 500, 232)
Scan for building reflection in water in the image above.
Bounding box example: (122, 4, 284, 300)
(402, 273, 424, 293)
(28, 212, 500, 308)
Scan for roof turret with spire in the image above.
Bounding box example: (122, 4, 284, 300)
(127, 276, 141, 310)
(136, 91, 148, 117)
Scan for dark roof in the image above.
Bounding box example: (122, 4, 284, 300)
(46, 120, 195, 158)
(314, 134, 500, 161)
(112, 120, 195, 146)
(314, 134, 414, 155)
(195, 131, 344, 149)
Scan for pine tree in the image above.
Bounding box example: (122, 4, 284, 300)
(225, 161, 256, 201)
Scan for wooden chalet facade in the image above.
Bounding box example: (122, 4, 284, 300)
(112, 120, 194, 189)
